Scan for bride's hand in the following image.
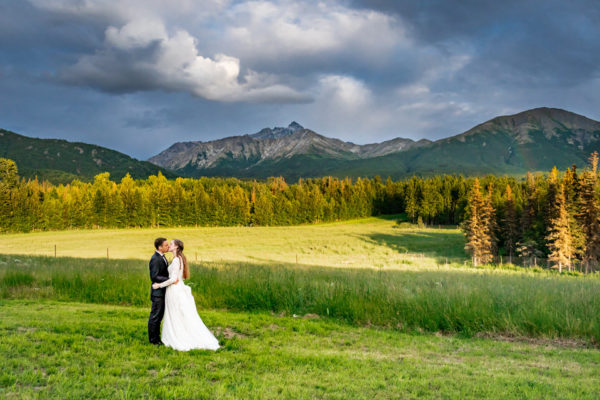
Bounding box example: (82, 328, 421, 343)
(152, 283, 160, 289)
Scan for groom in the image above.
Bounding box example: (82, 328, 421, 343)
(148, 237, 178, 345)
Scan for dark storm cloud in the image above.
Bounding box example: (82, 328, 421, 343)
(0, 1, 106, 66)
(59, 42, 167, 94)
(1, 0, 599, 159)
(351, 0, 600, 88)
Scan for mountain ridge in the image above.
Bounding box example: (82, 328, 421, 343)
(4, 107, 600, 184)
(149, 107, 600, 180)
(148, 122, 432, 172)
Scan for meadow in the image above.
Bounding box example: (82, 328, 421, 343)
(1, 216, 600, 398)
(2, 253, 600, 340)
(0, 216, 467, 269)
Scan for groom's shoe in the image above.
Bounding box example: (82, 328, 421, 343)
(150, 340, 164, 346)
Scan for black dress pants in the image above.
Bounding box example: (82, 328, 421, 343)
(148, 295, 165, 343)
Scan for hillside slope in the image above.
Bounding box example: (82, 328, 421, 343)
(0, 129, 177, 183)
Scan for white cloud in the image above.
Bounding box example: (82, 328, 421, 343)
(26, 0, 486, 134)
(56, 13, 310, 102)
(318, 75, 371, 110)
(223, 1, 404, 64)
(104, 18, 168, 50)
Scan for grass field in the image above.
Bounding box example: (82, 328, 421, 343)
(0, 216, 467, 269)
(2, 253, 600, 341)
(2, 216, 600, 398)
(2, 300, 600, 399)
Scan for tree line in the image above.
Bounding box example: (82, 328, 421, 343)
(0, 157, 474, 232)
(1, 155, 599, 271)
(462, 152, 600, 272)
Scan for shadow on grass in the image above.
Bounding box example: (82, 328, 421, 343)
(358, 230, 468, 264)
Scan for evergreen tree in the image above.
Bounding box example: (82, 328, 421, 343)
(502, 184, 519, 262)
(482, 183, 499, 260)
(579, 151, 600, 273)
(520, 172, 536, 239)
(462, 178, 491, 266)
(404, 178, 419, 222)
(562, 165, 585, 270)
(546, 183, 573, 273)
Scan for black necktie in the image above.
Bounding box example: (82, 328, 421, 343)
(162, 255, 167, 266)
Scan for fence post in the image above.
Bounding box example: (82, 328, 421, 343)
(107, 248, 109, 260)
(54, 244, 57, 258)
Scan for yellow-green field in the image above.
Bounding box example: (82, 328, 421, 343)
(0, 216, 466, 269)
(3, 217, 600, 399)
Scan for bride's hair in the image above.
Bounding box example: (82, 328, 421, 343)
(172, 239, 189, 279)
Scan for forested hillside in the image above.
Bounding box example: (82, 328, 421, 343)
(0, 129, 176, 184)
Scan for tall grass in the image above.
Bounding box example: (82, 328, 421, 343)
(1, 254, 599, 341)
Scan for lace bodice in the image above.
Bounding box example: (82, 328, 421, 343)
(156, 256, 183, 288)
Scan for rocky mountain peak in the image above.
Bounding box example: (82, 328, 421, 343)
(250, 121, 305, 140)
(288, 121, 304, 130)
(147, 107, 600, 179)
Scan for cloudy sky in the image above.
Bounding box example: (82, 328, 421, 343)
(1, 0, 599, 159)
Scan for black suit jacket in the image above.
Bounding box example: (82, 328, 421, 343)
(149, 252, 169, 298)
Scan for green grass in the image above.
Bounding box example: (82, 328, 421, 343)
(2, 300, 599, 399)
(2, 218, 600, 398)
(0, 216, 467, 269)
(2, 254, 600, 341)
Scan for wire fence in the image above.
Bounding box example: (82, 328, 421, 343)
(45, 243, 599, 274)
(471, 254, 599, 273)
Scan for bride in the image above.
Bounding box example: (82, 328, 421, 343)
(152, 239, 220, 351)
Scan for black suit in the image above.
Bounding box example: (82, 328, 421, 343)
(148, 251, 169, 344)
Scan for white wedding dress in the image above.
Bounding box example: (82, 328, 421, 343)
(155, 256, 220, 351)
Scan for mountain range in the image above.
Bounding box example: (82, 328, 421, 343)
(149, 107, 600, 181)
(2, 107, 600, 184)
(148, 121, 432, 175)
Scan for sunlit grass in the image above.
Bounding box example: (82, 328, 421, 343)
(0, 216, 467, 270)
(1, 300, 599, 399)
(2, 217, 599, 398)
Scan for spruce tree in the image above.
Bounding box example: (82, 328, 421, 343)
(562, 165, 585, 270)
(502, 184, 519, 262)
(579, 151, 600, 273)
(481, 183, 498, 263)
(462, 178, 491, 266)
(520, 172, 536, 240)
(404, 179, 419, 223)
(546, 183, 572, 273)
